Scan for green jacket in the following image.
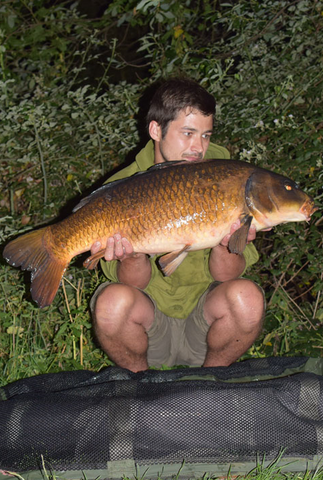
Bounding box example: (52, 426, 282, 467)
(100, 140, 259, 319)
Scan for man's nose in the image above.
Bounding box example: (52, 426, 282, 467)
(191, 136, 203, 152)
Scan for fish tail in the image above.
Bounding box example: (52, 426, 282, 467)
(3, 227, 68, 308)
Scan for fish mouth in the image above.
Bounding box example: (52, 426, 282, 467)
(300, 200, 319, 221)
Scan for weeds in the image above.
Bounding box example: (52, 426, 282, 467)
(0, 0, 322, 383)
(0, 3, 322, 479)
(2, 451, 323, 480)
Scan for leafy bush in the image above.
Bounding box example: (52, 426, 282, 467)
(0, 0, 322, 385)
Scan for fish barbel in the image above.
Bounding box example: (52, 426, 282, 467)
(3, 159, 318, 308)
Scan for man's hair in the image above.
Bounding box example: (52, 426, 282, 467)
(146, 77, 216, 137)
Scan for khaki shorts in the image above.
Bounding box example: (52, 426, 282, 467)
(90, 281, 221, 368)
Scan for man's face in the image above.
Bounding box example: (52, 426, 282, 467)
(149, 108, 213, 164)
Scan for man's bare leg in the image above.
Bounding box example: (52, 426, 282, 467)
(203, 279, 265, 367)
(93, 284, 155, 372)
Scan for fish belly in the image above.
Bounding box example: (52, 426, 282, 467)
(127, 215, 235, 255)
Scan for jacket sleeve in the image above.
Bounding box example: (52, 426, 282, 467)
(241, 243, 259, 276)
(100, 257, 119, 282)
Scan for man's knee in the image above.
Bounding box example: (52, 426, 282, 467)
(92, 283, 154, 334)
(226, 278, 264, 307)
(226, 279, 265, 330)
(95, 284, 136, 315)
(91, 284, 135, 333)
(206, 279, 265, 331)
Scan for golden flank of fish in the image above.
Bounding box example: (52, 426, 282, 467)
(3, 159, 318, 308)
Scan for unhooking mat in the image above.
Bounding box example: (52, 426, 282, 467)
(1, 356, 323, 478)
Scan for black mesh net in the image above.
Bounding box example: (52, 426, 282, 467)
(1, 356, 323, 473)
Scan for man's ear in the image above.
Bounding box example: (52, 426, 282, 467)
(149, 121, 162, 141)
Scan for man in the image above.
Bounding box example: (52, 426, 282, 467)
(90, 78, 264, 372)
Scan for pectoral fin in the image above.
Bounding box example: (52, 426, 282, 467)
(159, 245, 191, 276)
(228, 214, 253, 254)
(83, 248, 106, 270)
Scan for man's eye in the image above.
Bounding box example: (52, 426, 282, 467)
(202, 134, 211, 140)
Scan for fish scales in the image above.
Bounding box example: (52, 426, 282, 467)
(3, 159, 317, 307)
(52, 161, 238, 255)
(51, 162, 244, 254)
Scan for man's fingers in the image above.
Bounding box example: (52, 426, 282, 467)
(220, 233, 230, 247)
(104, 235, 134, 261)
(220, 222, 240, 247)
(220, 221, 257, 248)
(105, 237, 115, 261)
(122, 237, 133, 255)
(91, 241, 102, 255)
(114, 234, 124, 258)
(247, 225, 257, 242)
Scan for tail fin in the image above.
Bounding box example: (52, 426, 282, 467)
(3, 228, 68, 308)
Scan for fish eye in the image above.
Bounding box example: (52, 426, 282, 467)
(284, 181, 299, 191)
(285, 184, 292, 191)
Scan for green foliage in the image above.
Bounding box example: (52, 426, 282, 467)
(0, 0, 322, 385)
(0, 262, 113, 387)
(4, 449, 323, 479)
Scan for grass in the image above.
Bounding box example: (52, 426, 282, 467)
(0, 245, 322, 386)
(0, 2, 322, 479)
(2, 451, 323, 480)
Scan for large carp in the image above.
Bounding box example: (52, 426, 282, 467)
(3, 159, 318, 308)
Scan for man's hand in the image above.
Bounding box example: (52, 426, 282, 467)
(91, 233, 134, 262)
(91, 234, 151, 289)
(209, 219, 257, 282)
(220, 220, 256, 249)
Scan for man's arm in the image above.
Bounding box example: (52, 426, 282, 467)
(91, 235, 152, 289)
(209, 221, 257, 281)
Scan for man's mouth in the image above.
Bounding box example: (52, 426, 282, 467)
(183, 154, 203, 161)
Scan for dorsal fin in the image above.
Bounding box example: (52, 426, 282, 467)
(73, 158, 234, 212)
(72, 162, 188, 212)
